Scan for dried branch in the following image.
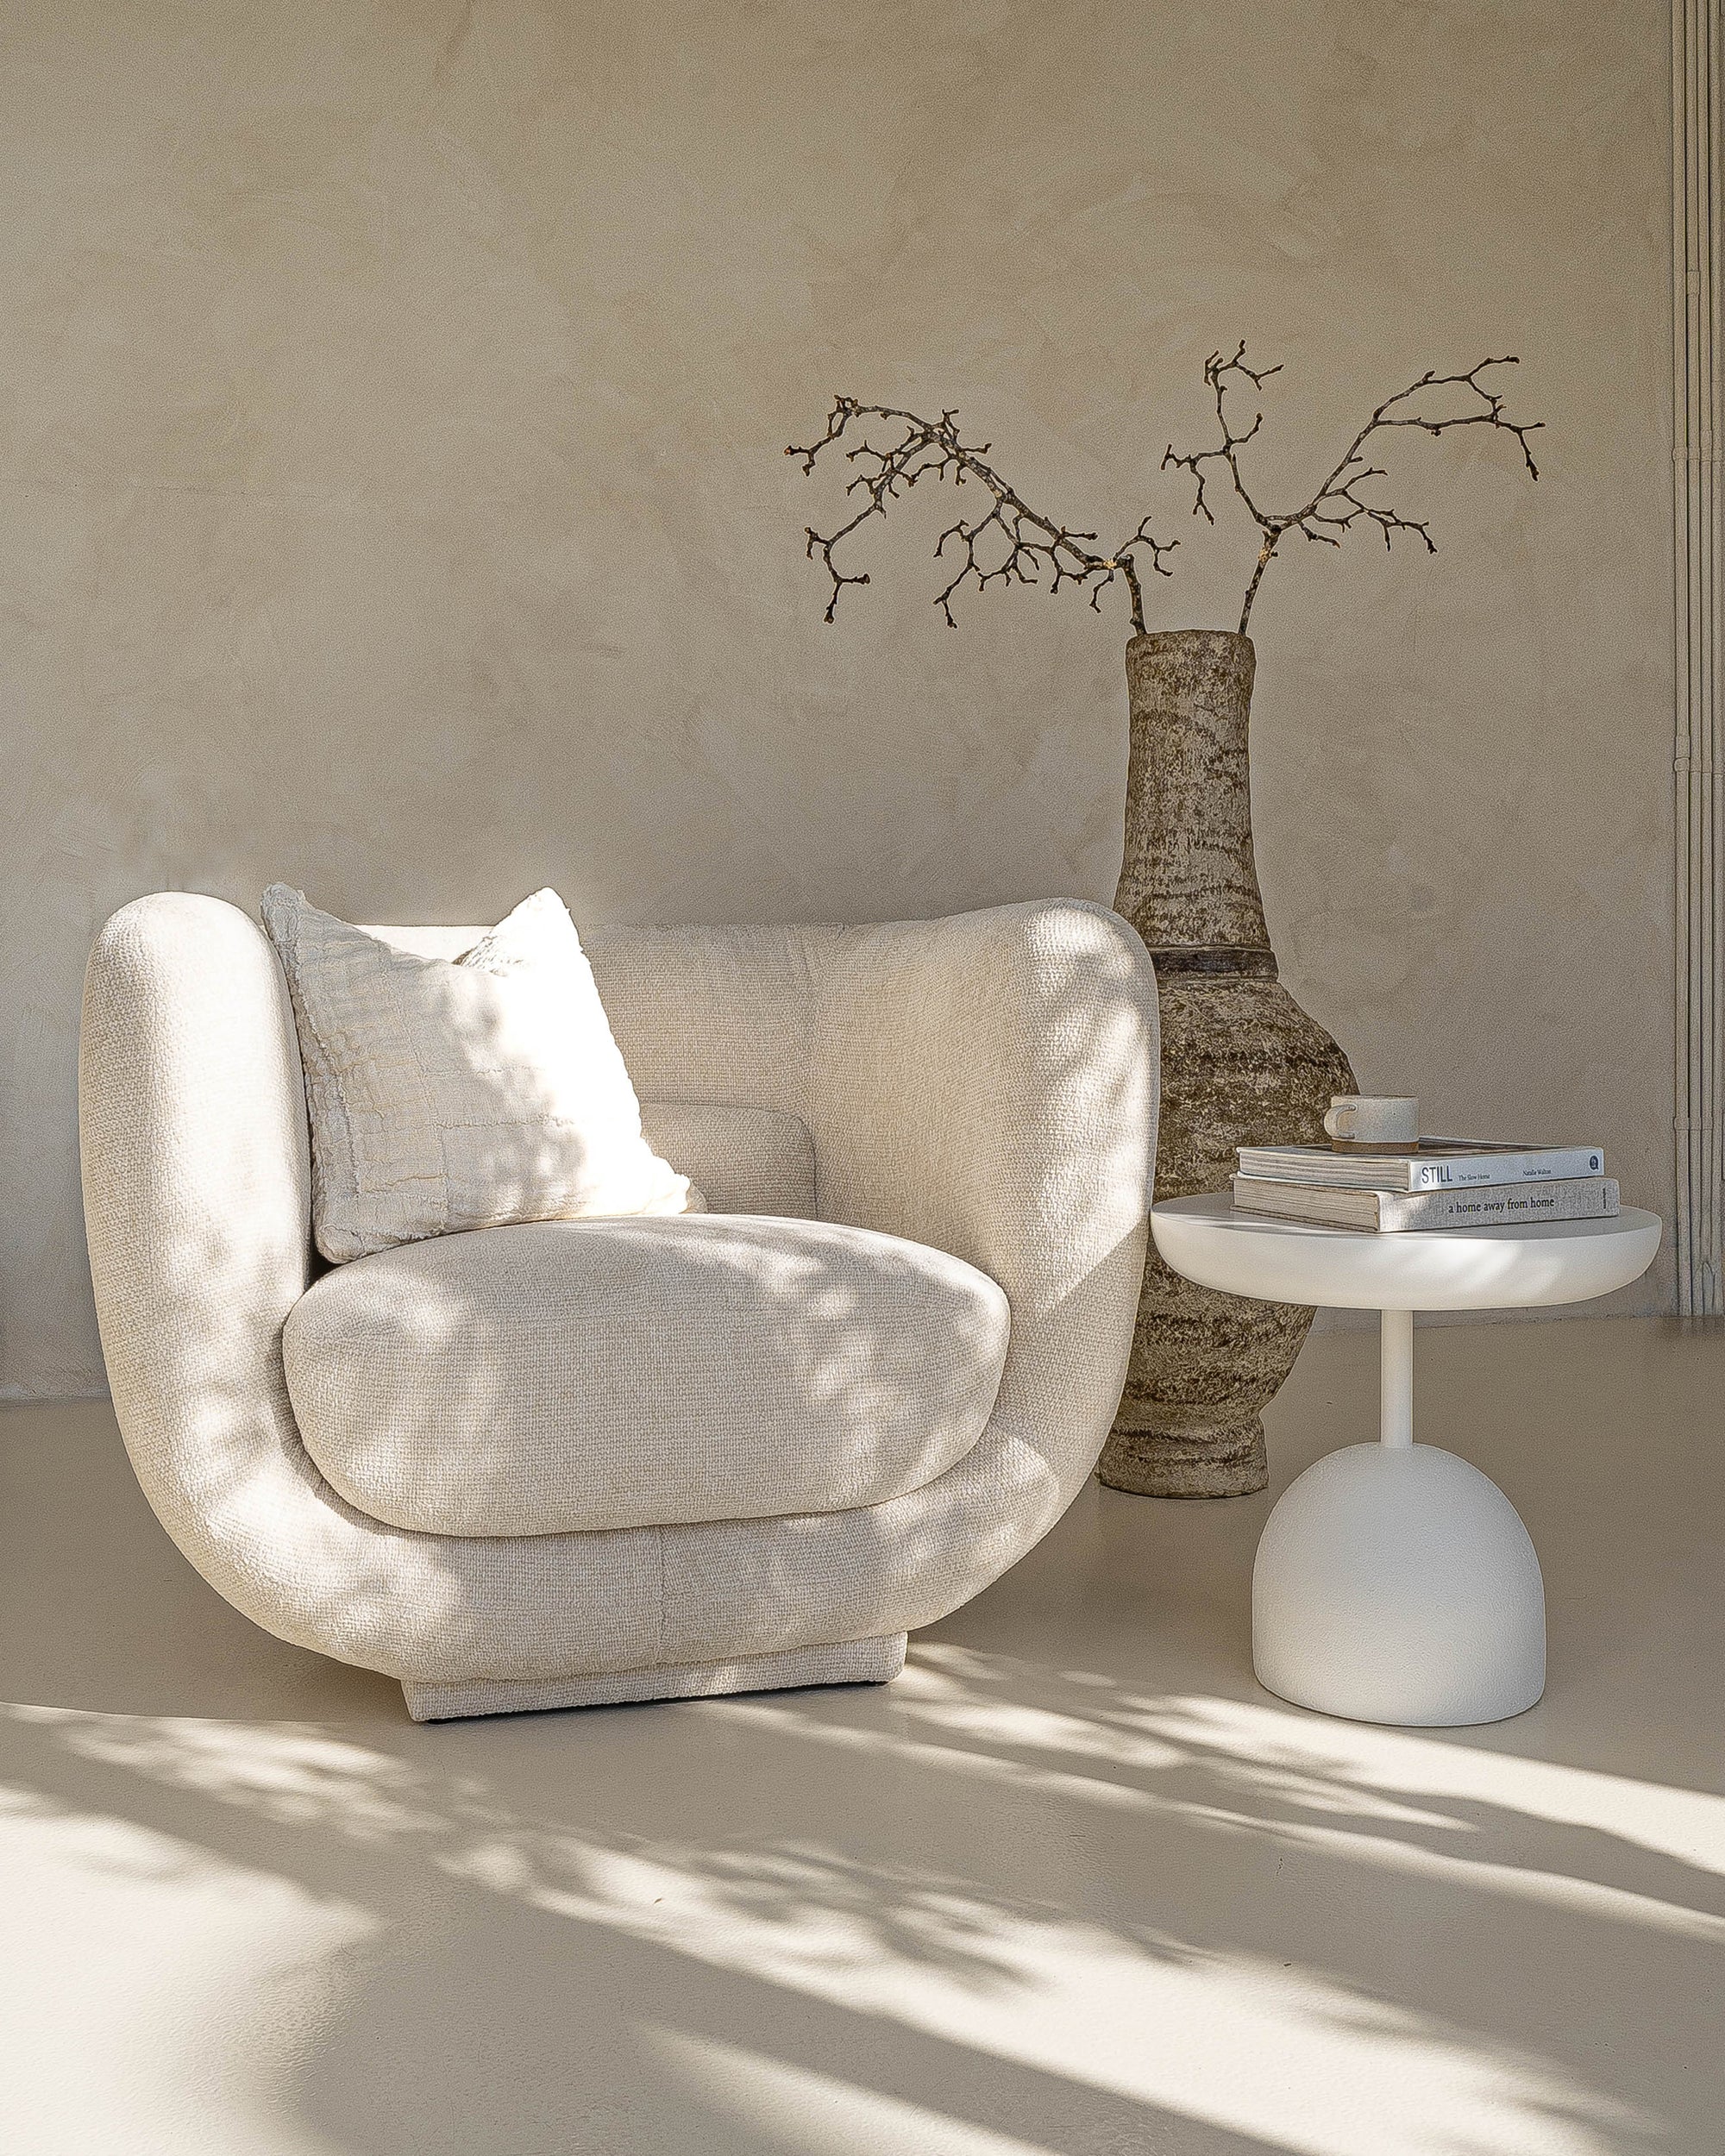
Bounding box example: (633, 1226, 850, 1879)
(1163, 346, 1543, 633)
(785, 397, 1176, 636)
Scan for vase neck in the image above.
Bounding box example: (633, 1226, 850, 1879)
(1112, 630, 1270, 952)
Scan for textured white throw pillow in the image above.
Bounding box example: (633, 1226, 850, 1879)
(261, 884, 697, 1263)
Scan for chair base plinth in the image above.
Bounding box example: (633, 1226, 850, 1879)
(402, 1633, 908, 1723)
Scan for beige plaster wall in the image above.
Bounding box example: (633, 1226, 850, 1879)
(0, 0, 1673, 1395)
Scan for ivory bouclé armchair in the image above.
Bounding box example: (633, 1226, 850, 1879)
(79, 893, 1159, 1720)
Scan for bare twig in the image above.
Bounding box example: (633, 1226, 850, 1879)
(1162, 346, 1543, 633)
(786, 397, 1176, 635)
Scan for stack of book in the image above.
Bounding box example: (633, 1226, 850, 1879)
(1233, 1138, 1619, 1233)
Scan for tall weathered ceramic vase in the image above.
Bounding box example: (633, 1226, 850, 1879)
(1100, 630, 1357, 1498)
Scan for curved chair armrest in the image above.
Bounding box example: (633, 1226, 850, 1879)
(812, 899, 1159, 1503)
(80, 894, 327, 1627)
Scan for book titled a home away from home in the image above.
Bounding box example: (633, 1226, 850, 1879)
(1232, 1175, 1621, 1233)
(1233, 1139, 1605, 1193)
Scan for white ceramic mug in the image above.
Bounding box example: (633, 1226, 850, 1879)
(1323, 1094, 1419, 1144)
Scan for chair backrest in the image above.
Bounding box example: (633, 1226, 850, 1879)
(366, 919, 844, 1217)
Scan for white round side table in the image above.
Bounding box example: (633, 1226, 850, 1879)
(1151, 1193, 1663, 1727)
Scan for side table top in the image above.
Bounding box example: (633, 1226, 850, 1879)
(1151, 1191, 1663, 1313)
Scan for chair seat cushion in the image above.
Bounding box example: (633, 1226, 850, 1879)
(281, 1215, 1010, 1537)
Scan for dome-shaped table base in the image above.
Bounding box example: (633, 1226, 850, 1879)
(1252, 1440, 1546, 1726)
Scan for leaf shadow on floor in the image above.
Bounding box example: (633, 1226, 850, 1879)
(3, 1620, 1721, 2156)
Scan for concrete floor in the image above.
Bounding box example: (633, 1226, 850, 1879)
(1, 1315, 1722, 2156)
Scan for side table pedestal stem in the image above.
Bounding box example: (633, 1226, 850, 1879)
(1380, 1307, 1414, 1448)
